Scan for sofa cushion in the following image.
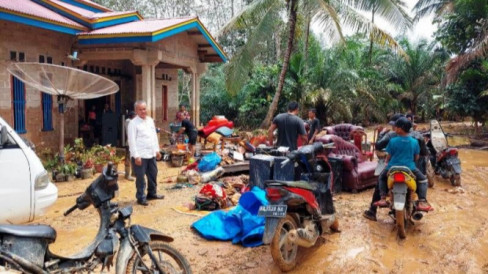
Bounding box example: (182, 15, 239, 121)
(325, 124, 364, 141)
(358, 161, 377, 180)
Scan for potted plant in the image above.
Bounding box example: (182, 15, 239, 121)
(80, 151, 95, 179)
(60, 163, 77, 182)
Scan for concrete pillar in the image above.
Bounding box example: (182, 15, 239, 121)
(131, 49, 160, 118)
(195, 73, 201, 127)
(141, 64, 156, 118)
(191, 72, 197, 125)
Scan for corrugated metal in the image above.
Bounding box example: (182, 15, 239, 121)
(0, 0, 85, 28)
(80, 17, 196, 35)
(50, 0, 95, 18)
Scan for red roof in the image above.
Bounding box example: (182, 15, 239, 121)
(75, 0, 111, 12)
(0, 0, 85, 29)
(49, 0, 136, 21)
(50, 0, 95, 18)
(80, 17, 196, 35)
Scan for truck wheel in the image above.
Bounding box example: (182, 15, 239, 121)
(126, 240, 192, 274)
(270, 214, 298, 272)
(396, 210, 406, 239)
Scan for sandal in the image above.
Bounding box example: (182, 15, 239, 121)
(373, 199, 390, 208)
(416, 199, 433, 211)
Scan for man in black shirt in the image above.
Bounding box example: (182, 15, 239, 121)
(307, 108, 320, 144)
(176, 113, 198, 156)
(268, 101, 307, 151)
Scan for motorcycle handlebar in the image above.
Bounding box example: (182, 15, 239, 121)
(64, 204, 78, 216)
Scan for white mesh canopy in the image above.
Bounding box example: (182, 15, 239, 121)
(7, 63, 119, 99)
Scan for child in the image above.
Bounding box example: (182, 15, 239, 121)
(375, 117, 432, 211)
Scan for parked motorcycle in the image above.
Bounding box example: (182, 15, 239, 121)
(380, 166, 431, 239)
(428, 119, 462, 186)
(0, 162, 191, 273)
(259, 142, 337, 271)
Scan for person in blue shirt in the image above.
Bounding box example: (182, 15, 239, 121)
(374, 117, 432, 211)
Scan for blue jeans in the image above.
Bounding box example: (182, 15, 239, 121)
(378, 167, 427, 199)
(132, 157, 158, 201)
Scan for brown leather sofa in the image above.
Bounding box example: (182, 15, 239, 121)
(324, 123, 364, 141)
(318, 134, 377, 192)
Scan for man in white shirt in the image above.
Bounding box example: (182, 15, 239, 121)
(128, 100, 163, 206)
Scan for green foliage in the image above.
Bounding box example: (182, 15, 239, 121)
(446, 61, 488, 123)
(434, 0, 488, 53)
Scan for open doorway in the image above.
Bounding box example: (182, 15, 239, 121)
(84, 95, 118, 146)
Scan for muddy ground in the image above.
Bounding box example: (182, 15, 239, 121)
(34, 122, 488, 273)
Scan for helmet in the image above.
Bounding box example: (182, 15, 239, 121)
(394, 117, 412, 133)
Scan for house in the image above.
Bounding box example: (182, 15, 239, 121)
(0, 0, 226, 150)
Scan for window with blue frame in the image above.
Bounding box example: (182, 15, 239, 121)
(42, 93, 53, 131)
(41, 73, 54, 131)
(12, 76, 26, 134)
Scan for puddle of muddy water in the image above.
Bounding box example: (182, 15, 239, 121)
(447, 136, 471, 147)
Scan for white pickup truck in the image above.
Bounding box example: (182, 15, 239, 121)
(0, 116, 58, 224)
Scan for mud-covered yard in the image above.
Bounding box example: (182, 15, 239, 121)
(34, 123, 488, 273)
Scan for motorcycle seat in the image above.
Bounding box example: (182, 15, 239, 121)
(388, 166, 415, 178)
(0, 224, 56, 242)
(265, 180, 316, 191)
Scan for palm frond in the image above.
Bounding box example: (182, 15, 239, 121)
(348, 0, 413, 31)
(218, 0, 280, 36)
(224, 2, 281, 94)
(312, 0, 345, 43)
(413, 0, 453, 21)
(446, 33, 488, 84)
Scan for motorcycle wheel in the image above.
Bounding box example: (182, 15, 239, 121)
(396, 210, 406, 239)
(450, 174, 461, 186)
(270, 214, 298, 272)
(427, 161, 435, 188)
(126, 240, 192, 274)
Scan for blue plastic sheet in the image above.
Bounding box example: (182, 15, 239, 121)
(197, 152, 221, 172)
(192, 186, 268, 247)
(215, 126, 234, 137)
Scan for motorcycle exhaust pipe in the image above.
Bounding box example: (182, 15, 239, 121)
(288, 229, 319, 248)
(412, 211, 423, 221)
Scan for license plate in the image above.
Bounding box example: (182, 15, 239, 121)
(258, 205, 287, 218)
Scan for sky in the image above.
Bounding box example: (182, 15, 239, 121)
(313, 1, 438, 46)
(380, 1, 437, 42)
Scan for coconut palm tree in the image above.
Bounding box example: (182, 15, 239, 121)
(413, 0, 455, 21)
(221, 0, 411, 128)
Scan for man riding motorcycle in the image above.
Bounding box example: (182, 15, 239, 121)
(364, 114, 432, 221)
(373, 117, 432, 210)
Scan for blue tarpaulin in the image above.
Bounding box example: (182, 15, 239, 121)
(192, 186, 268, 247)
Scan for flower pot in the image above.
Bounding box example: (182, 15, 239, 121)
(81, 168, 94, 179)
(55, 173, 66, 182)
(94, 163, 104, 173)
(65, 174, 75, 182)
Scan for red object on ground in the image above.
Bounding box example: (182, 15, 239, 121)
(184, 162, 198, 171)
(250, 136, 267, 147)
(199, 183, 227, 199)
(199, 121, 234, 138)
(208, 116, 229, 127)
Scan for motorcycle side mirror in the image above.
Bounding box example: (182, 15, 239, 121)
(0, 125, 8, 147)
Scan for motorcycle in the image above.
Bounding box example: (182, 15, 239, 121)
(0, 163, 191, 273)
(381, 166, 431, 239)
(428, 119, 462, 186)
(259, 142, 337, 272)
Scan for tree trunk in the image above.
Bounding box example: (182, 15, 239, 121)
(260, 0, 298, 129)
(303, 16, 311, 73)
